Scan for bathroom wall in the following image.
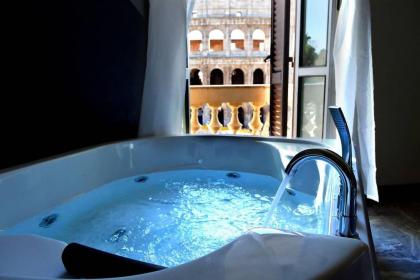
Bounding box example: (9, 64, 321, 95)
(2, 0, 418, 187)
(1, 0, 149, 170)
(370, 0, 420, 186)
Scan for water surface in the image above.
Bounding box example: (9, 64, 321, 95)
(5, 169, 327, 267)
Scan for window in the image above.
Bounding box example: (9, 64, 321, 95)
(230, 29, 245, 51)
(297, 76, 325, 138)
(300, 0, 329, 67)
(252, 29, 265, 51)
(292, 0, 333, 138)
(209, 29, 224, 52)
(187, 0, 335, 138)
(188, 30, 203, 52)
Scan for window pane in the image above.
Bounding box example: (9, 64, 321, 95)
(298, 76, 325, 138)
(300, 0, 329, 66)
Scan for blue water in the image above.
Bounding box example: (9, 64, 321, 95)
(4, 169, 329, 267)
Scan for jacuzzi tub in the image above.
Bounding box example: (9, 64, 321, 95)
(0, 136, 377, 279)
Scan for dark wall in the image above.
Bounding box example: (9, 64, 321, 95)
(1, 0, 149, 170)
(370, 0, 420, 186)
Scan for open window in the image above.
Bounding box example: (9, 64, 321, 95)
(231, 29, 245, 51)
(252, 29, 266, 51)
(188, 30, 203, 52)
(187, 0, 336, 138)
(187, 0, 271, 136)
(291, 0, 336, 138)
(209, 29, 225, 52)
(270, 0, 336, 137)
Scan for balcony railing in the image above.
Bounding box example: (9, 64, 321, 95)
(189, 85, 270, 136)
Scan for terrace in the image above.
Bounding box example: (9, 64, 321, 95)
(189, 84, 270, 136)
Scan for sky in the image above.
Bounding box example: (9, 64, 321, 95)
(304, 0, 329, 52)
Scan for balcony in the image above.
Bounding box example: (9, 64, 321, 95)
(189, 85, 270, 135)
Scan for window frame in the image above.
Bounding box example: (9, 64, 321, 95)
(292, 0, 338, 138)
(185, 0, 338, 138)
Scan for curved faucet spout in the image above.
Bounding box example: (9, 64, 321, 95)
(285, 148, 358, 238)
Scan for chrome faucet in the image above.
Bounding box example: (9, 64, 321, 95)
(285, 148, 358, 238)
(285, 106, 358, 238)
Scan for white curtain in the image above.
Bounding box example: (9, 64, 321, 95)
(333, 0, 378, 201)
(139, 0, 189, 137)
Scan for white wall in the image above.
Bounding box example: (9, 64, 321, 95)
(370, 0, 420, 186)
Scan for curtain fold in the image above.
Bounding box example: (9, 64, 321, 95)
(333, 0, 378, 201)
(139, 0, 188, 137)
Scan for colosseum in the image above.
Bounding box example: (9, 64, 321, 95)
(188, 0, 271, 86)
(188, 0, 272, 135)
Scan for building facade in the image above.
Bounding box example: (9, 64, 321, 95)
(188, 0, 271, 86)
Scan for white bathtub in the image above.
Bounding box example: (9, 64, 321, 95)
(0, 136, 377, 279)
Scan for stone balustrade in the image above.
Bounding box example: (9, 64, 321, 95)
(189, 85, 270, 135)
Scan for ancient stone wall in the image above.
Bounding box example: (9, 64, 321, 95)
(189, 0, 271, 85)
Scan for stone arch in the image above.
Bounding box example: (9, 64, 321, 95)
(253, 68, 264, 84)
(209, 29, 224, 51)
(190, 68, 203, 85)
(230, 29, 245, 50)
(231, 68, 245, 84)
(210, 68, 224, 85)
(252, 29, 265, 51)
(188, 30, 203, 52)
